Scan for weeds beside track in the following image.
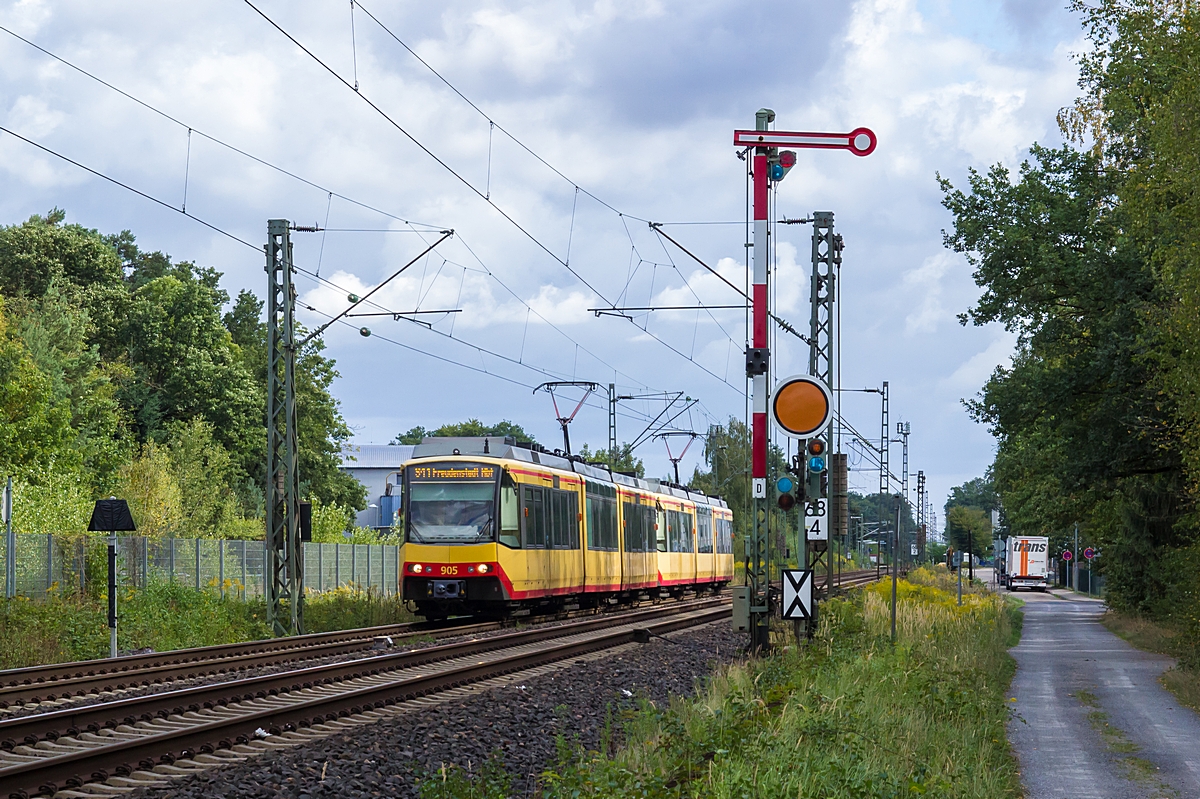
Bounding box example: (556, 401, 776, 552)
(496, 566, 1023, 799)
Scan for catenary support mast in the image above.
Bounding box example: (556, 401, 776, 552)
(808, 211, 840, 594)
(265, 220, 303, 637)
(878, 381, 889, 570)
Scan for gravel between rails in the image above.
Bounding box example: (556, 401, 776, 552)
(125, 621, 742, 799)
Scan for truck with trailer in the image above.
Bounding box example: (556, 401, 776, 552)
(1000, 536, 1050, 591)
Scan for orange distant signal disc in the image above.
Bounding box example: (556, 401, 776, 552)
(772, 375, 833, 437)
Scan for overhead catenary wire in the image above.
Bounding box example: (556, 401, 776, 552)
(0, 27, 689, 408)
(350, 0, 646, 223)
(0, 122, 675, 431)
(1, 21, 740, 413)
(0, 124, 260, 251)
(243, 2, 745, 401)
(0, 24, 447, 234)
(242, 0, 613, 304)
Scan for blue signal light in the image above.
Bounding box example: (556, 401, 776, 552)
(776, 476, 794, 494)
(808, 455, 827, 473)
(769, 163, 785, 181)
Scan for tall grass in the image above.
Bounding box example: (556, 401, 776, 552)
(303, 585, 416, 632)
(0, 582, 270, 668)
(534, 565, 1021, 798)
(0, 583, 416, 669)
(1102, 610, 1200, 712)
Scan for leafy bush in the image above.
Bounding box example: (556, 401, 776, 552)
(303, 585, 416, 632)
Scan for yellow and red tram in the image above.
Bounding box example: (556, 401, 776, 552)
(398, 437, 733, 618)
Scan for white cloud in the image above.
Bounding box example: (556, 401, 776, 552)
(6, 95, 63, 137)
(902, 250, 957, 334)
(941, 331, 1018, 392)
(7, 0, 50, 35)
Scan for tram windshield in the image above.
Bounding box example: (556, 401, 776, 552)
(406, 463, 497, 544)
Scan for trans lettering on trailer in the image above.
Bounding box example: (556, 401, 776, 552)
(1013, 540, 1047, 552)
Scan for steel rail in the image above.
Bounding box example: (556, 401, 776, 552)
(0, 620, 492, 708)
(0, 617, 480, 690)
(0, 598, 728, 750)
(0, 606, 728, 798)
(0, 594, 726, 707)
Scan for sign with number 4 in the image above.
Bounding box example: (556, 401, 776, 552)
(804, 498, 828, 541)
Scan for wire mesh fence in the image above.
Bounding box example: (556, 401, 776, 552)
(1, 534, 400, 600)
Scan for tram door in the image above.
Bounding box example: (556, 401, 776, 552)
(521, 485, 551, 593)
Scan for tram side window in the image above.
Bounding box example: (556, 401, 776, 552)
(622, 500, 646, 552)
(697, 507, 713, 554)
(586, 482, 619, 551)
(621, 500, 637, 552)
(549, 489, 579, 550)
(588, 496, 617, 551)
(656, 508, 668, 553)
(666, 510, 693, 553)
(499, 473, 520, 549)
(522, 486, 546, 548)
(715, 517, 732, 554)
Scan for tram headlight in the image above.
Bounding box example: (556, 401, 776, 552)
(477, 563, 490, 574)
(410, 563, 423, 574)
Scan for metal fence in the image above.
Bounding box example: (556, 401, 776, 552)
(1, 534, 400, 600)
(1056, 560, 1105, 596)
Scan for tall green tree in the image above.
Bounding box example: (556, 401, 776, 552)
(945, 505, 991, 558)
(945, 477, 998, 515)
(120, 266, 259, 465)
(223, 290, 364, 510)
(941, 0, 1200, 614)
(577, 442, 645, 477)
(941, 141, 1190, 611)
(6, 281, 130, 487)
(0, 210, 365, 531)
(0, 296, 77, 481)
(392, 418, 538, 445)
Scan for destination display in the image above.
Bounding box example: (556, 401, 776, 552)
(408, 463, 498, 481)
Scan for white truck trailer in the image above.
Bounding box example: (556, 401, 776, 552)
(1003, 536, 1050, 591)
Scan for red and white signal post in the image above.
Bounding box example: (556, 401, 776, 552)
(735, 109, 875, 652)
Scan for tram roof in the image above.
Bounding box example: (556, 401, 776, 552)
(408, 436, 728, 509)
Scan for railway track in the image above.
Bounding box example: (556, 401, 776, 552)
(0, 568, 877, 714)
(0, 593, 724, 712)
(771, 566, 885, 596)
(825, 567, 889, 591)
(0, 600, 729, 798)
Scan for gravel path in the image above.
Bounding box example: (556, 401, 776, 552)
(127, 621, 741, 799)
(1008, 590, 1200, 799)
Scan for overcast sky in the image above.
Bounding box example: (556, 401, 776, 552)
(0, 0, 1084, 527)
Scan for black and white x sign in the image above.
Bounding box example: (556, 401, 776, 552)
(782, 569, 814, 620)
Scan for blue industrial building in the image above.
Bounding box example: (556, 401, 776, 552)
(339, 444, 414, 530)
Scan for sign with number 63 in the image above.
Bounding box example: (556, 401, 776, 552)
(804, 498, 828, 541)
